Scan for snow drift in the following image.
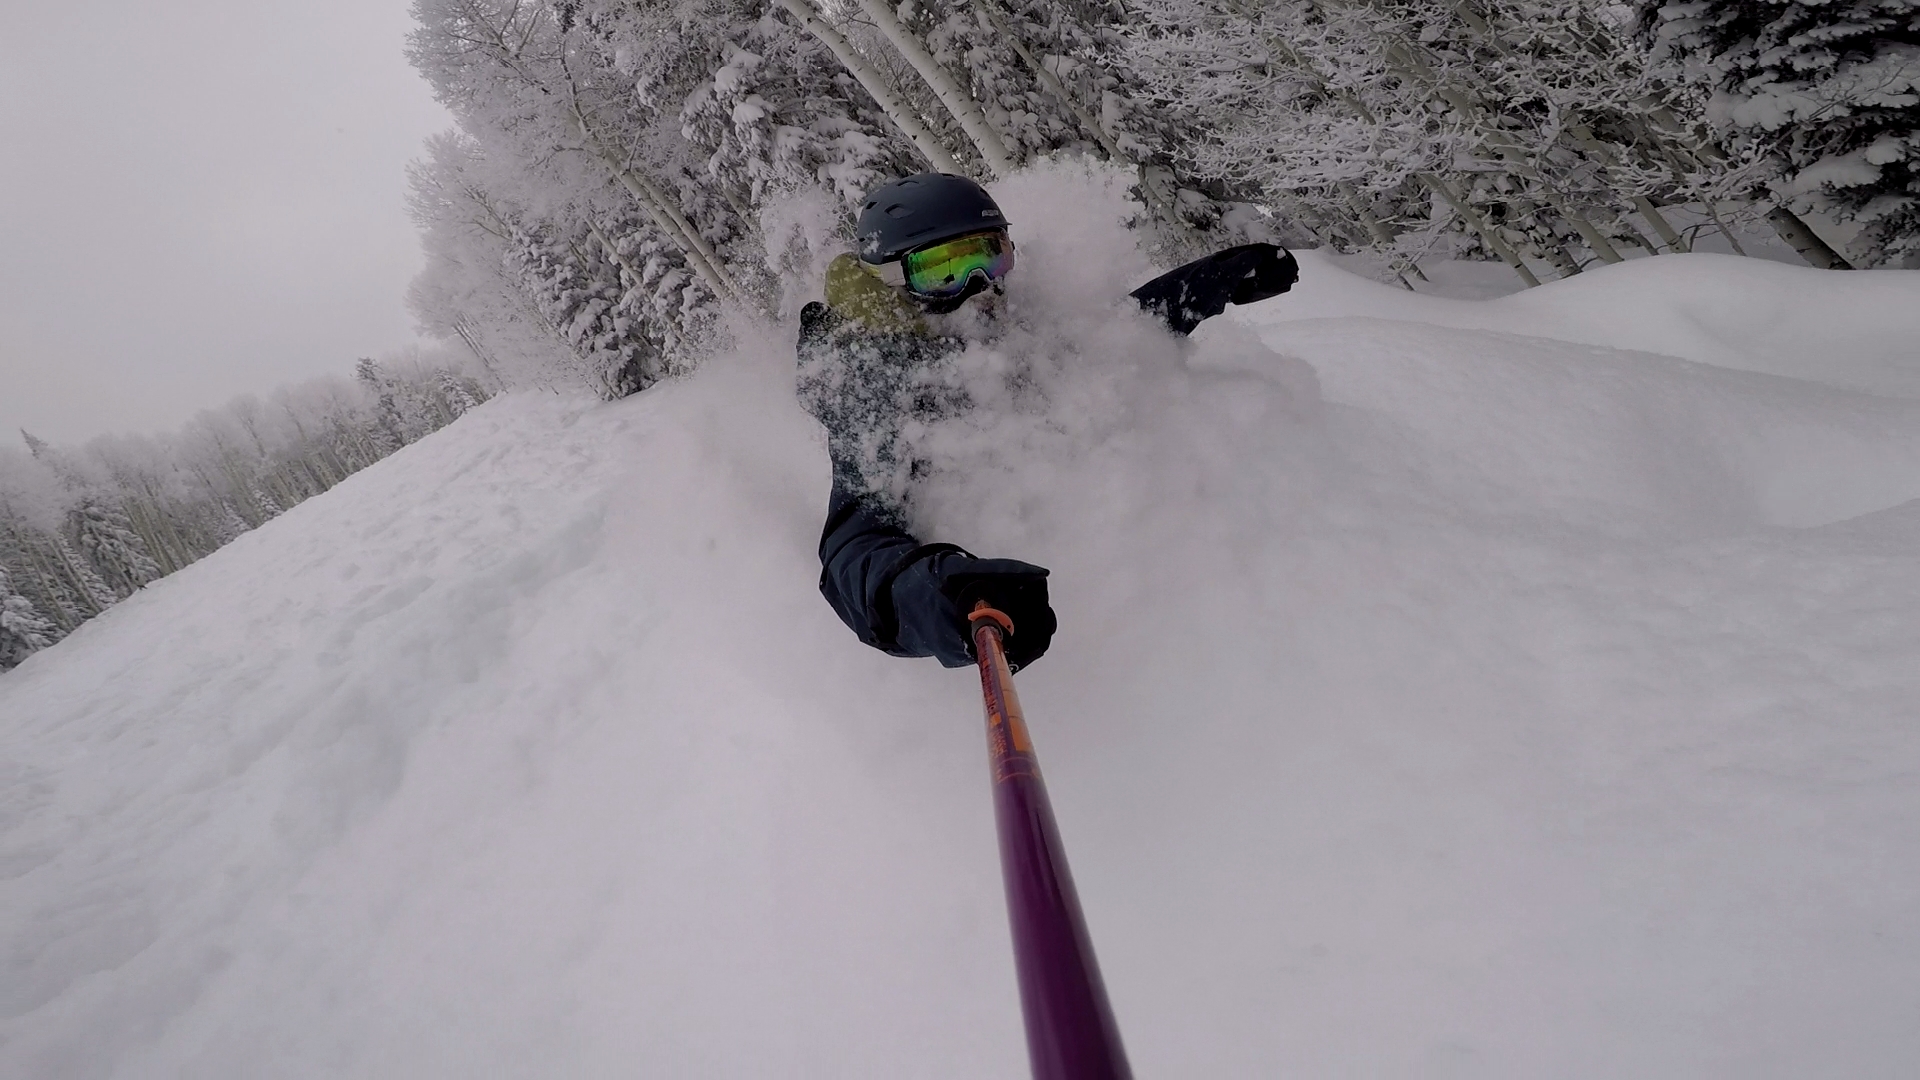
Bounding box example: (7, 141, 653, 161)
(5, 171, 1920, 1078)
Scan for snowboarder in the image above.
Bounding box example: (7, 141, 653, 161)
(798, 172, 1297, 672)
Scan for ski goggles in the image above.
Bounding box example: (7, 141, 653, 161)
(874, 230, 1016, 299)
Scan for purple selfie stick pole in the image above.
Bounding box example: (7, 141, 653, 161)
(969, 603, 1132, 1080)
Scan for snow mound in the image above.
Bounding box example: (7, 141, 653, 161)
(1259, 249, 1920, 399)
(6, 219, 1920, 1077)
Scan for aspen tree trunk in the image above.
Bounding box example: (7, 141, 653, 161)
(1421, 172, 1542, 286)
(1537, 232, 1586, 277)
(1632, 197, 1689, 253)
(1335, 181, 1422, 287)
(451, 319, 500, 381)
(1338, 181, 1397, 246)
(1562, 121, 1689, 253)
(855, 0, 1016, 176)
(549, 55, 747, 303)
(1293, 196, 1371, 251)
(123, 501, 179, 576)
(1423, 182, 1541, 286)
(459, 3, 738, 300)
(1614, 216, 1659, 254)
(596, 147, 730, 297)
(1548, 201, 1624, 263)
(1451, 0, 1681, 259)
(9, 533, 78, 630)
(1345, 195, 1399, 248)
(1766, 207, 1855, 270)
(136, 498, 191, 573)
(51, 539, 108, 616)
(571, 115, 743, 302)
(774, 0, 964, 175)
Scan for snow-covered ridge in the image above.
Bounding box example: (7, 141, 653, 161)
(5, 241, 1919, 1077)
(1260, 248, 1920, 400)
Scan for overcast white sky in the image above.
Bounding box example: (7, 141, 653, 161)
(0, 1, 452, 446)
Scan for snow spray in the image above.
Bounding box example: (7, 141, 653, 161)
(969, 603, 1132, 1080)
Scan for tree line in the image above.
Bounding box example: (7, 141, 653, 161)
(1, 354, 491, 670)
(404, 0, 1915, 389)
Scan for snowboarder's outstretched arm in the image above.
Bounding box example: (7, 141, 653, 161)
(818, 486, 1056, 671)
(800, 291, 1056, 672)
(1130, 242, 1299, 336)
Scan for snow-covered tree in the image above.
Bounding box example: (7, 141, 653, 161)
(409, 0, 752, 305)
(439, 370, 483, 416)
(70, 496, 161, 597)
(678, 5, 923, 209)
(0, 356, 489, 665)
(1124, 0, 1533, 279)
(1120, 0, 1874, 281)
(0, 565, 58, 670)
(1639, 0, 1918, 267)
(407, 129, 711, 396)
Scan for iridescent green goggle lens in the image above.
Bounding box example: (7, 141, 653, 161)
(901, 231, 1015, 298)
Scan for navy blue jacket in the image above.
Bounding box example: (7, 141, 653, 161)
(803, 243, 1297, 670)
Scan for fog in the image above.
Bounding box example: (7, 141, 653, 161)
(0, 0, 451, 445)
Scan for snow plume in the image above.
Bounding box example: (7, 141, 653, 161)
(890, 161, 1324, 562)
(755, 184, 847, 318)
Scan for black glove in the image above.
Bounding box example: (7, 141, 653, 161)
(890, 549, 1057, 671)
(1129, 242, 1299, 336)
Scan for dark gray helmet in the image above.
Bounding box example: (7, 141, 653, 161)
(855, 173, 1008, 265)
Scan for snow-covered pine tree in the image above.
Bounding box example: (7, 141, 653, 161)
(70, 497, 161, 597)
(215, 500, 252, 544)
(407, 126, 711, 395)
(355, 358, 410, 455)
(1639, 0, 1918, 266)
(0, 565, 59, 670)
(82, 436, 198, 575)
(52, 533, 118, 615)
(11, 434, 156, 606)
(438, 370, 482, 416)
(0, 458, 80, 651)
(21, 541, 89, 629)
(249, 485, 285, 522)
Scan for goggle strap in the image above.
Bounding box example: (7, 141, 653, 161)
(864, 260, 908, 289)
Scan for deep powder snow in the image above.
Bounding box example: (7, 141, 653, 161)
(5, 170, 1920, 1078)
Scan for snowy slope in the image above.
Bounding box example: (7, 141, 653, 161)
(6, 184, 1920, 1078)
